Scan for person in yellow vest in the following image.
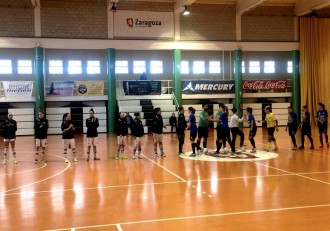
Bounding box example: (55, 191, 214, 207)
(264, 105, 279, 152)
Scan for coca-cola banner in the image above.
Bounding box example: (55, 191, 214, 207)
(243, 80, 288, 90)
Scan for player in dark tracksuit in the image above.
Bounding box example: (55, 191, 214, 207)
(115, 112, 129, 160)
(177, 107, 187, 155)
(285, 106, 298, 150)
(299, 105, 314, 149)
(131, 112, 144, 159)
(34, 110, 49, 163)
(152, 107, 167, 157)
(316, 102, 329, 148)
(3, 113, 17, 165)
(86, 108, 100, 161)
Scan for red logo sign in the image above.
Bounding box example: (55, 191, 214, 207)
(243, 80, 288, 90)
(126, 18, 133, 28)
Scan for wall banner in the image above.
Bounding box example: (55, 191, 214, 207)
(243, 80, 288, 90)
(182, 81, 235, 94)
(123, 81, 161, 95)
(114, 10, 174, 38)
(75, 81, 104, 96)
(2, 81, 33, 97)
(46, 81, 75, 97)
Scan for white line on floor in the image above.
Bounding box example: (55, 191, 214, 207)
(116, 224, 123, 231)
(0, 162, 47, 177)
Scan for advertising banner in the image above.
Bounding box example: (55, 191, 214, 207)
(123, 81, 161, 95)
(75, 81, 104, 96)
(46, 81, 75, 97)
(243, 80, 288, 90)
(2, 81, 33, 98)
(114, 10, 174, 38)
(182, 81, 235, 94)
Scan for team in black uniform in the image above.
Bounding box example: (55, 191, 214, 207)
(152, 107, 167, 157)
(34, 110, 49, 163)
(131, 112, 144, 159)
(61, 113, 77, 163)
(115, 112, 128, 160)
(177, 107, 187, 155)
(299, 105, 314, 149)
(86, 108, 100, 161)
(3, 113, 17, 165)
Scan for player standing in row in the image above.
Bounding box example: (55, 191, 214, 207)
(217, 105, 236, 155)
(131, 112, 144, 159)
(177, 107, 187, 155)
(230, 108, 245, 151)
(264, 106, 279, 152)
(196, 104, 211, 155)
(115, 112, 128, 160)
(285, 106, 298, 150)
(187, 107, 198, 157)
(316, 102, 329, 148)
(245, 107, 257, 153)
(34, 110, 48, 163)
(61, 113, 77, 163)
(299, 105, 314, 149)
(152, 107, 167, 157)
(86, 108, 100, 161)
(3, 113, 17, 165)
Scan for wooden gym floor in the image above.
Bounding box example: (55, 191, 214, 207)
(1, 127, 330, 231)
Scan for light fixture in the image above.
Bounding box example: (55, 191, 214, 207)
(110, 3, 116, 12)
(183, 6, 190, 16)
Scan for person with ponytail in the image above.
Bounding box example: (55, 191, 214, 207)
(61, 113, 77, 163)
(152, 107, 167, 157)
(131, 112, 144, 159)
(3, 113, 17, 165)
(264, 105, 279, 152)
(34, 110, 48, 163)
(316, 102, 329, 148)
(285, 106, 298, 150)
(86, 108, 100, 161)
(246, 107, 257, 153)
(115, 112, 129, 160)
(187, 107, 198, 157)
(299, 105, 314, 149)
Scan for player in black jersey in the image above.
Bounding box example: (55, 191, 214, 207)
(299, 105, 314, 149)
(34, 110, 48, 163)
(3, 113, 17, 165)
(177, 107, 187, 155)
(115, 112, 128, 160)
(61, 113, 77, 163)
(131, 112, 144, 159)
(152, 107, 167, 157)
(86, 108, 100, 161)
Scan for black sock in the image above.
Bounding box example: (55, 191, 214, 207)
(192, 143, 196, 154)
(196, 141, 201, 150)
(203, 142, 207, 149)
(308, 135, 313, 146)
(320, 136, 323, 145)
(217, 142, 222, 152)
(326, 135, 329, 143)
(291, 135, 297, 147)
(250, 138, 256, 148)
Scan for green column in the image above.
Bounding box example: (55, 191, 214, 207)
(34, 47, 45, 118)
(173, 49, 182, 106)
(292, 50, 300, 122)
(107, 48, 116, 133)
(234, 50, 243, 118)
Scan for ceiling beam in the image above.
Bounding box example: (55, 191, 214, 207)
(236, 0, 267, 16)
(174, 0, 197, 14)
(295, 0, 330, 16)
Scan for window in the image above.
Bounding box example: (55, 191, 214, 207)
(87, 61, 100, 74)
(0, 60, 12, 74)
(115, 61, 129, 74)
(242, 61, 245, 74)
(68, 60, 82, 74)
(209, 61, 221, 74)
(193, 61, 205, 74)
(249, 61, 260, 73)
(49, 60, 63, 74)
(150, 61, 163, 74)
(264, 61, 275, 73)
(18, 60, 32, 74)
(287, 61, 293, 73)
(133, 61, 146, 74)
(180, 61, 189, 74)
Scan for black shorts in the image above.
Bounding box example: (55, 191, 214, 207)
(249, 129, 257, 137)
(288, 126, 297, 135)
(190, 131, 197, 141)
(267, 127, 275, 136)
(318, 122, 328, 133)
(302, 124, 311, 134)
(216, 125, 222, 139)
(198, 126, 209, 138)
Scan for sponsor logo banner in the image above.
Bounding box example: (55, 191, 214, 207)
(123, 81, 161, 95)
(46, 81, 75, 97)
(114, 10, 174, 38)
(75, 81, 104, 96)
(2, 81, 33, 97)
(182, 81, 235, 94)
(243, 80, 288, 90)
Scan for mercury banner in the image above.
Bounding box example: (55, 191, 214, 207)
(243, 80, 288, 90)
(75, 81, 104, 96)
(114, 10, 174, 39)
(46, 81, 75, 97)
(123, 81, 161, 95)
(182, 81, 235, 94)
(2, 81, 33, 98)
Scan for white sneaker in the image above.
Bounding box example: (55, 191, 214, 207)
(241, 146, 246, 152)
(250, 148, 257, 153)
(224, 148, 229, 153)
(220, 149, 225, 154)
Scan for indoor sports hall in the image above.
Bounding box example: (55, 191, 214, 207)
(1, 0, 330, 230)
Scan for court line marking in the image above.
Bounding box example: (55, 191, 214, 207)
(126, 144, 187, 182)
(1, 154, 71, 194)
(0, 162, 47, 176)
(116, 224, 123, 231)
(44, 203, 330, 231)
